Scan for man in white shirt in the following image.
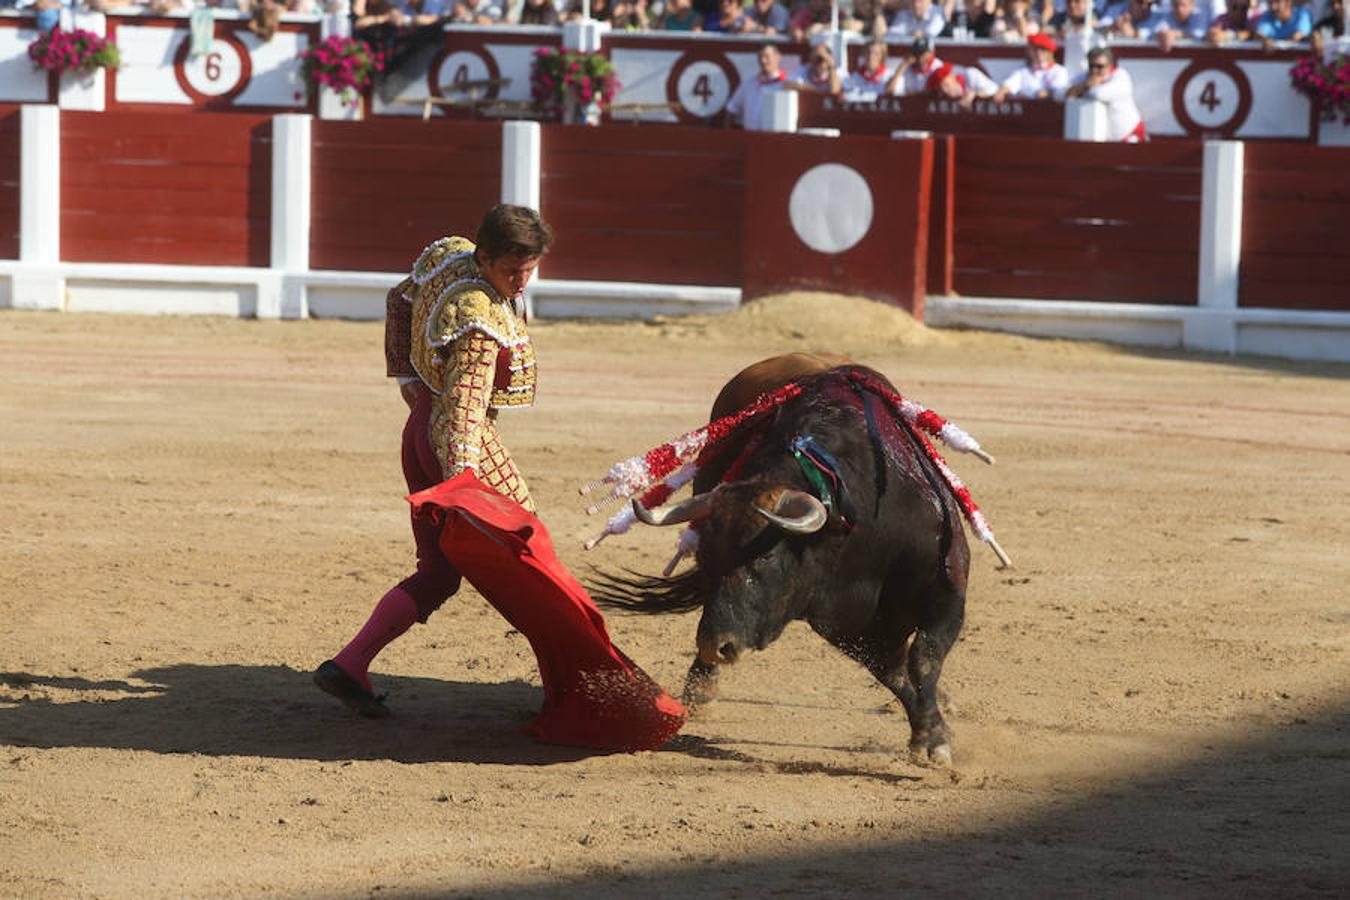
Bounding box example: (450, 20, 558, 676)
(992, 31, 1069, 101)
(726, 43, 789, 130)
(844, 40, 895, 97)
(1061, 46, 1146, 141)
(788, 42, 844, 94)
(885, 35, 946, 95)
(926, 61, 999, 105)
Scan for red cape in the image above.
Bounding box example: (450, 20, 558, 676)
(407, 473, 686, 751)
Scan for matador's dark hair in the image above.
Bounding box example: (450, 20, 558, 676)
(476, 204, 553, 262)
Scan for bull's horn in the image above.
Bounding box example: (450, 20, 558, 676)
(756, 490, 828, 535)
(632, 492, 713, 527)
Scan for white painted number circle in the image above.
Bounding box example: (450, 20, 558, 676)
(1181, 69, 1240, 130)
(676, 60, 731, 116)
(789, 164, 874, 255)
(437, 51, 490, 95)
(183, 40, 245, 96)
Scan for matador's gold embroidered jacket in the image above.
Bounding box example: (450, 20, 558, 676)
(384, 236, 536, 486)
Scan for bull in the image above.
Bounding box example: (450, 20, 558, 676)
(590, 355, 997, 764)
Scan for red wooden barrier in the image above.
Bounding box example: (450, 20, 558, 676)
(951, 136, 1205, 304)
(310, 118, 501, 273)
(742, 133, 933, 315)
(61, 111, 271, 267)
(1239, 143, 1350, 312)
(540, 124, 746, 285)
(0, 105, 19, 262)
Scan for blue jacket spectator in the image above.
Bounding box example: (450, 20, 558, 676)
(1255, 0, 1313, 39)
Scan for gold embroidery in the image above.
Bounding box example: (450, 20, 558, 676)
(411, 235, 536, 509)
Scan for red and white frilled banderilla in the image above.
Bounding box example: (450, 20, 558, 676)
(579, 369, 1012, 570)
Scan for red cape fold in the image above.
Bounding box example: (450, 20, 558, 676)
(407, 473, 687, 751)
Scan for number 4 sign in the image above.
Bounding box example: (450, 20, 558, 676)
(1173, 61, 1253, 137)
(666, 51, 740, 124)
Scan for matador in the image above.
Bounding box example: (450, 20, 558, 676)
(315, 204, 553, 717)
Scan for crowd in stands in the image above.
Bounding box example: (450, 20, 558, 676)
(5, 0, 1343, 136)
(5, 0, 1344, 46)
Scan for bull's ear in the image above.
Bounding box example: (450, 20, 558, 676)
(755, 488, 828, 535)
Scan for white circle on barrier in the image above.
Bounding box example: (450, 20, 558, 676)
(788, 163, 873, 255)
(1180, 69, 1241, 131)
(676, 60, 732, 117)
(183, 41, 245, 97)
(437, 51, 491, 96)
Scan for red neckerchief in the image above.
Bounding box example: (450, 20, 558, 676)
(954, 73, 968, 93)
(759, 70, 787, 85)
(857, 65, 887, 84)
(808, 69, 832, 86)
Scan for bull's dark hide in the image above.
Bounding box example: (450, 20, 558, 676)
(590, 366, 970, 762)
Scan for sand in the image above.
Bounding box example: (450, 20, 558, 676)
(1, 294, 1347, 899)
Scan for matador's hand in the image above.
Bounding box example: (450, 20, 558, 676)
(400, 380, 425, 410)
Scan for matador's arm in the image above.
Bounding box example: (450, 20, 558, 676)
(384, 277, 415, 380)
(438, 329, 499, 478)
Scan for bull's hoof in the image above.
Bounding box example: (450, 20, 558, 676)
(908, 735, 953, 767)
(313, 660, 390, 719)
(681, 672, 720, 709)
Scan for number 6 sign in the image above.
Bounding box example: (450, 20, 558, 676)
(1172, 60, 1252, 137)
(174, 31, 251, 107)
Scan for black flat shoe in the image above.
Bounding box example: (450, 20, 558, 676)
(313, 660, 391, 719)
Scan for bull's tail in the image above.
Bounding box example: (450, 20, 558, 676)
(586, 568, 704, 614)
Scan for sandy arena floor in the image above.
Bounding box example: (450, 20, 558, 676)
(1, 295, 1347, 899)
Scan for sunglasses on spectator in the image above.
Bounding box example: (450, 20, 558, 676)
(1088, 63, 1107, 70)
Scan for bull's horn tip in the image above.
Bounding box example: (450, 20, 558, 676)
(975, 449, 995, 465)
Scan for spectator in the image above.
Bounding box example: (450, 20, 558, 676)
(706, 0, 749, 30)
(844, 40, 896, 95)
(249, 0, 283, 39)
(726, 42, 787, 129)
(889, 0, 948, 39)
(992, 32, 1068, 100)
(1100, 0, 1160, 37)
(1312, 0, 1345, 36)
(690, 0, 719, 28)
(1061, 46, 1146, 141)
(1311, 0, 1346, 57)
(788, 41, 843, 93)
(1153, 0, 1211, 48)
(847, 0, 889, 38)
(943, 0, 998, 36)
(660, 0, 704, 28)
(16, 0, 67, 33)
(991, 0, 1044, 42)
(1207, 0, 1256, 43)
(517, 0, 561, 24)
(353, 0, 410, 32)
(791, 0, 834, 40)
(447, 0, 502, 24)
(1045, 0, 1092, 37)
(885, 35, 944, 95)
(1254, 0, 1312, 40)
(926, 61, 998, 104)
(609, 0, 651, 28)
(742, 0, 791, 32)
